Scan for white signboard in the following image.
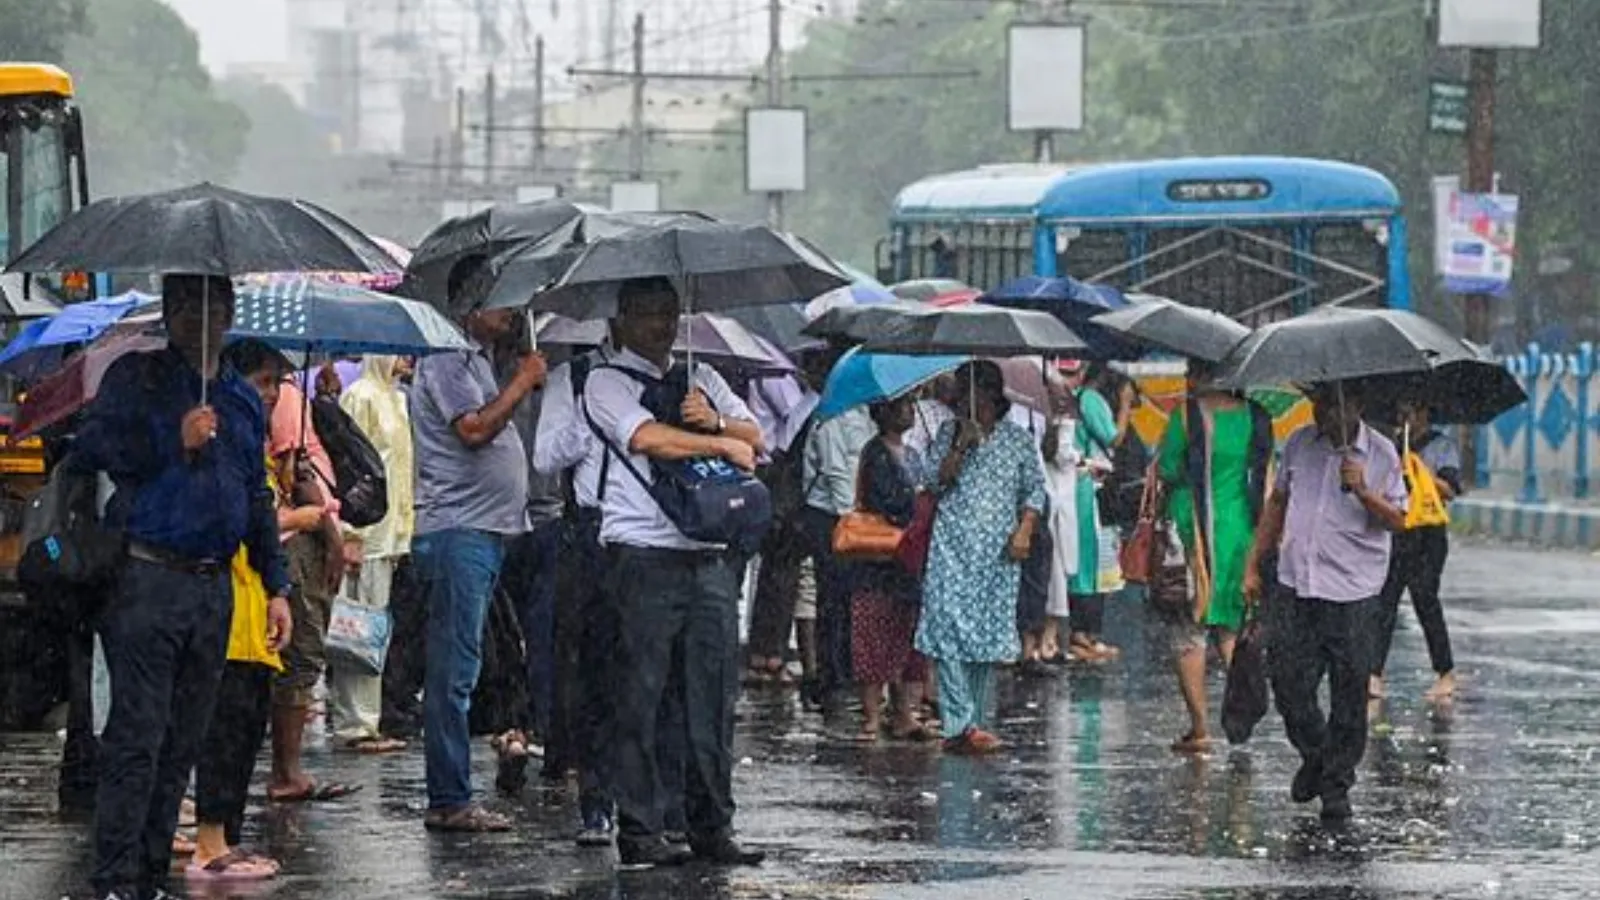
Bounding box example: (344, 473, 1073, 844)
(515, 184, 560, 204)
(1441, 191, 1518, 296)
(745, 108, 807, 193)
(1431, 174, 1460, 274)
(1438, 0, 1541, 49)
(1008, 23, 1085, 132)
(610, 181, 661, 212)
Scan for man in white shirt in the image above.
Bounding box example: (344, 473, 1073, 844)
(583, 279, 766, 868)
(799, 402, 877, 709)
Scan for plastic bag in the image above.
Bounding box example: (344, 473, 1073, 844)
(324, 596, 392, 677)
(1222, 617, 1269, 745)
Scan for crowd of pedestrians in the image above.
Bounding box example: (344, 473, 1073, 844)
(33, 267, 1466, 900)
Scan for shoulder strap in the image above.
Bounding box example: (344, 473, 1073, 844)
(579, 387, 658, 504)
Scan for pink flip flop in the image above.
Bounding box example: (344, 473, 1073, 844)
(185, 851, 278, 882)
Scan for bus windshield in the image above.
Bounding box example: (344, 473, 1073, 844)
(1, 109, 73, 264)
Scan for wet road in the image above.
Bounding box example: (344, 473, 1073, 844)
(4, 542, 1599, 900)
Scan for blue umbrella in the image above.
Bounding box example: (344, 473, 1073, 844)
(0, 291, 156, 380)
(231, 275, 471, 356)
(980, 275, 1142, 358)
(815, 346, 966, 420)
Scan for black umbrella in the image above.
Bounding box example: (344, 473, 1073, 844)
(803, 298, 930, 343)
(1092, 294, 1251, 363)
(1212, 306, 1526, 423)
(480, 210, 714, 311)
(857, 302, 1089, 357)
(399, 200, 593, 307)
(5, 183, 400, 278)
(528, 219, 850, 320)
(722, 303, 824, 354)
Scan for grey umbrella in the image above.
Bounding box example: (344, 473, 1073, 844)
(527, 219, 850, 320)
(856, 302, 1089, 357)
(1211, 306, 1526, 423)
(1091, 294, 1250, 363)
(802, 298, 931, 343)
(536, 311, 795, 375)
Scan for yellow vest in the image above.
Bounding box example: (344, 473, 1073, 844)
(227, 455, 284, 670)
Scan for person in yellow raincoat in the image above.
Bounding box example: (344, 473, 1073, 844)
(325, 355, 414, 752)
(186, 341, 321, 883)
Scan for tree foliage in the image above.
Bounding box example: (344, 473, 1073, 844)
(0, 0, 87, 64)
(61, 0, 248, 197)
(642, 0, 1600, 334)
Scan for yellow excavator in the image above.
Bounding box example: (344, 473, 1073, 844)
(0, 64, 90, 724)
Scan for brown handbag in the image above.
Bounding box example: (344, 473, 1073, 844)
(1119, 462, 1164, 584)
(832, 450, 904, 563)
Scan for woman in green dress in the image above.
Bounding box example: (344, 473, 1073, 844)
(1157, 359, 1274, 753)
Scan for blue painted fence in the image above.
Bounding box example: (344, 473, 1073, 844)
(1483, 343, 1600, 504)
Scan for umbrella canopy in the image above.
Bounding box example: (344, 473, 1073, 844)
(400, 200, 594, 306)
(889, 278, 971, 302)
(857, 302, 1090, 357)
(803, 298, 932, 343)
(231, 275, 472, 356)
(480, 210, 715, 312)
(1092, 295, 1250, 363)
(980, 275, 1141, 358)
(15, 328, 166, 438)
(6, 183, 401, 278)
(536, 311, 795, 374)
(803, 281, 897, 319)
(722, 303, 823, 354)
(815, 346, 966, 420)
(1211, 306, 1526, 423)
(0, 291, 157, 380)
(529, 220, 850, 320)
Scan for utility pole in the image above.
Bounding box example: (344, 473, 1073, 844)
(765, 0, 784, 230)
(451, 86, 466, 186)
(628, 13, 646, 180)
(1460, 46, 1496, 489)
(484, 69, 497, 186)
(532, 36, 546, 176)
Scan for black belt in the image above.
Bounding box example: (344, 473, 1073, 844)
(127, 540, 226, 576)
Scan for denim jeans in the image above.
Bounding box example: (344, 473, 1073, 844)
(414, 528, 507, 812)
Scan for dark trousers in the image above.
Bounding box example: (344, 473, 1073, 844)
(60, 619, 99, 810)
(92, 559, 232, 897)
(1372, 527, 1453, 677)
(608, 546, 739, 842)
(1070, 592, 1106, 636)
(1268, 592, 1377, 799)
(504, 519, 562, 741)
(746, 515, 807, 660)
(194, 662, 273, 848)
(381, 558, 426, 739)
(798, 506, 851, 692)
(555, 510, 617, 814)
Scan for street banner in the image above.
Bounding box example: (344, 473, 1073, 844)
(1441, 190, 1518, 296)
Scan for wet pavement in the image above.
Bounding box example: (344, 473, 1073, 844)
(4, 542, 1599, 900)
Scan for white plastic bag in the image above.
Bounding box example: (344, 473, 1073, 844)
(325, 597, 392, 676)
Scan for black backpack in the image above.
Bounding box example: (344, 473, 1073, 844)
(309, 397, 389, 528)
(18, 453, 122, 595)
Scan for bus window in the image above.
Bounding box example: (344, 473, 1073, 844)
(1058, 227, 1131, 286)
(1310, 221, 1387, 308)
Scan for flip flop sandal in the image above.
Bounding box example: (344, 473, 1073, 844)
(347, 736, 408, 754)
(269, 780, 364, 803)
(1170, 732, 1209, 754)
(185, 851, 278, 882)
(849, 725, 881, 744)
(424, 805, 513, 833)
(891, 723, 937, 743)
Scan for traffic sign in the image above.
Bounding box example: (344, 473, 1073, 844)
(1429, 80, 1469, 136)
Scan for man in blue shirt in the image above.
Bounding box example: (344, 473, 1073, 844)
(76, 274, 289, 900)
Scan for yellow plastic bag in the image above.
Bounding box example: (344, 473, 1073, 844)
(1403, 450, 1450, 529)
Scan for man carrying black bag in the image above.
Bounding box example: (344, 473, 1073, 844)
(583, 278, 768, 868)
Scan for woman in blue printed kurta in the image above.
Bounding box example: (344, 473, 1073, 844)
(916, 361, 1047, 753)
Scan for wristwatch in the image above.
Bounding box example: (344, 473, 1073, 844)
(716, 415, 727, 434)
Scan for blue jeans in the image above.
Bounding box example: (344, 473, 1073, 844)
(414, 528, 507, 812)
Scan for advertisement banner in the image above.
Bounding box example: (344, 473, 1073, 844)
(1441, 191, 1517, 296)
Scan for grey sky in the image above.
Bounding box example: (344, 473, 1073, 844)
(163, 0, 288, 71)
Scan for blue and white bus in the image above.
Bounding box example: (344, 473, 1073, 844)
(879, 156, 1409, 325)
